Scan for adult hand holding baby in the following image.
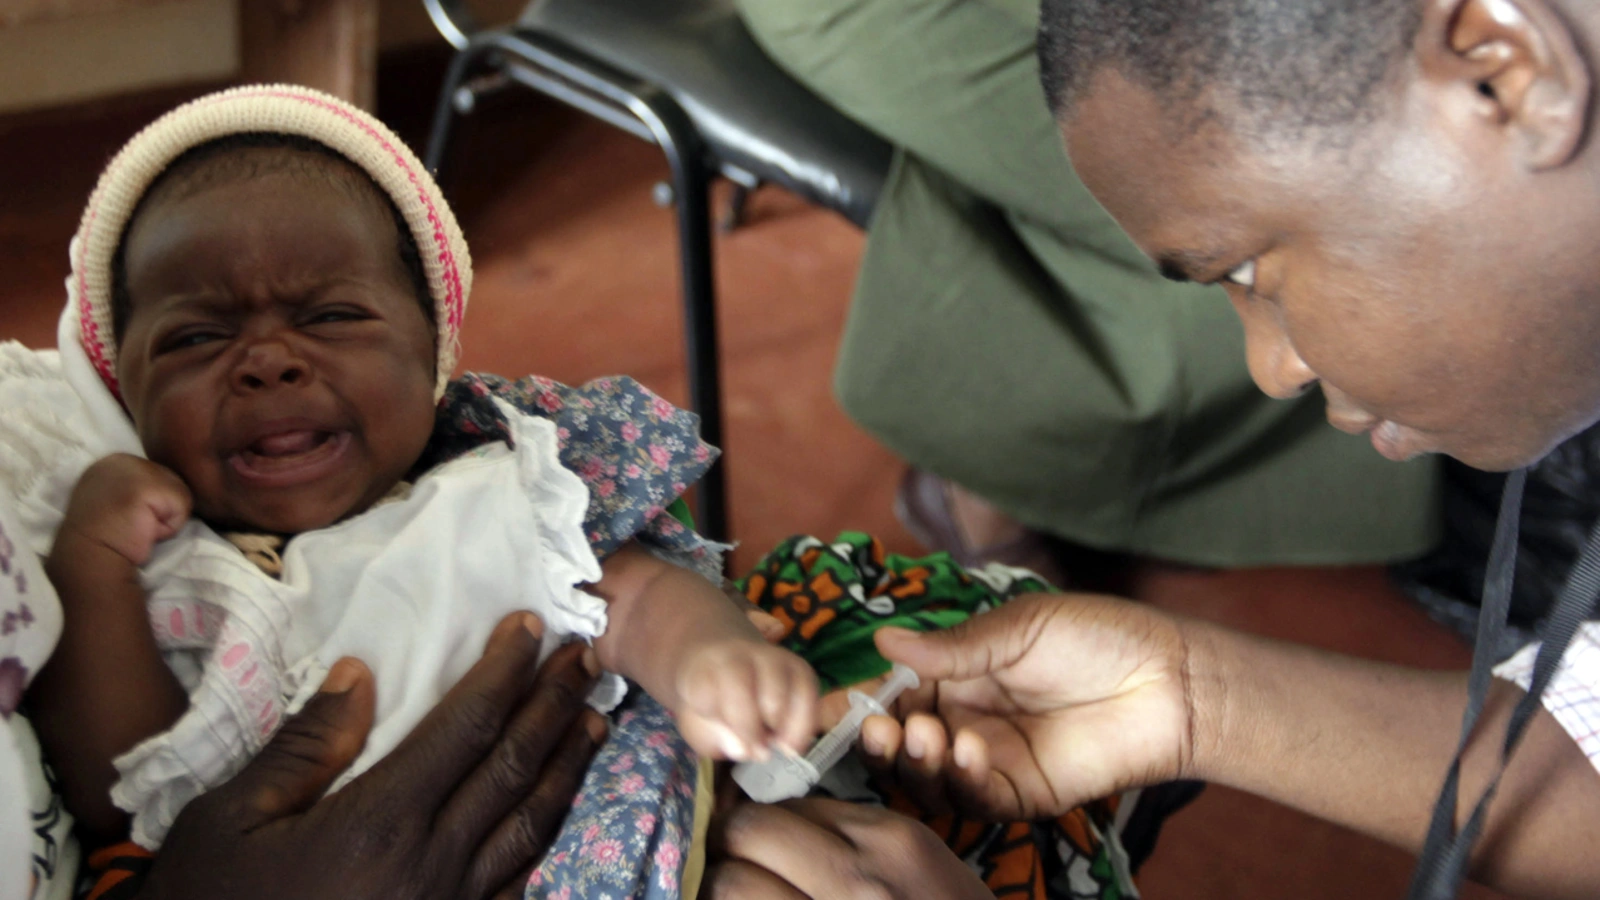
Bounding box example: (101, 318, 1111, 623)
(703, 797, 994, 900)
(136, 612, 607, 900)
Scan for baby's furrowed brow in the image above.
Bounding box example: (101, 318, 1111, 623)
(160, 294, 236, 313)
(134, 293, 239, 324)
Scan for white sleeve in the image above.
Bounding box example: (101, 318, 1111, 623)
(498, 401, 626, 711)
(0, 466, 73, 899)
(0, 720, 30, 900)
(1493, 621, 1600, 774)
(2, 716, 79, 900)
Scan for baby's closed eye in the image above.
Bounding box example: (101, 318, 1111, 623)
(156, 326, 228, 355)
(301, 304, 374, 326)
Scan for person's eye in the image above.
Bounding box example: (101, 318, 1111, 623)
(156, 329, 224, 354)
(1224, 259, 1257, 289)
(304, 306, 369, 325)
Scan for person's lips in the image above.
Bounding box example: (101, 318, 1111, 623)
(1369, 420, 1424, 462)
(1327, 412, 1380, 436)
(228, 426, 352, 487)
(1327, 407, 1428, 461)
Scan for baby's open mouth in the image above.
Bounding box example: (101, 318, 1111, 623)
(229, 430, 352, 483)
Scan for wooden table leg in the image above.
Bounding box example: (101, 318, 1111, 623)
(240, 0, 378, 110)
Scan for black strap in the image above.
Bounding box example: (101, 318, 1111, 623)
(1407, 467, 1600, 899)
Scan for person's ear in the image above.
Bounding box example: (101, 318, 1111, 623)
(1418, 0, 1590, 169)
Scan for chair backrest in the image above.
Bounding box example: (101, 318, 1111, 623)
(423, 0, 477, 50)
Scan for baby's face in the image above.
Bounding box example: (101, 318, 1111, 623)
(114, 160, 438, 534)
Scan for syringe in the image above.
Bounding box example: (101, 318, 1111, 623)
(732, 662, 921, 803)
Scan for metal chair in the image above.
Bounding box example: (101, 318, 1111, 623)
(421, 0, 892, 543)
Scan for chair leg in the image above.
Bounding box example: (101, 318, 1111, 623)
(674, 172, 729, 545)
(430, 32, 732, 545)
(424, 43, 489, 174)
(719, 182, 753, 233)
(654, 115, 728, 544)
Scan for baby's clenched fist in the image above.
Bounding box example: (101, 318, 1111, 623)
(59, 453, 193, 567)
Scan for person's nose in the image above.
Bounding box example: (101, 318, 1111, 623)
(230, 333, 309, 394)
(1237, 302, 1317, 400)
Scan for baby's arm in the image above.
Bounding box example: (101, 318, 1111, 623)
(27, 454, 192, 840)
(588, 543, 817, 760)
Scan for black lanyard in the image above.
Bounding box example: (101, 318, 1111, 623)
(1407, 467, 1600, 898)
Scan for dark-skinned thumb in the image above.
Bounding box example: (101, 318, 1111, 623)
(874, 607, 1028, 684)
(221, 658, 375, 826)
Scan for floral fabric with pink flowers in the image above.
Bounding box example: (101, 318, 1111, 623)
(425, 372, 724, 578)
(525, 690, 701, 900)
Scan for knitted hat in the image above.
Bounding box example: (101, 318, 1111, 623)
(67, 84, 471, 401)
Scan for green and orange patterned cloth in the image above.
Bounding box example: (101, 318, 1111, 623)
(735, 532, 1138, 900)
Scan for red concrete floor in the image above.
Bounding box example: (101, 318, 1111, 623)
(0, 54, 1510, 900)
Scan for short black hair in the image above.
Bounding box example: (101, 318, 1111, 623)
(110, 132, 432, 339)
(1038, 0, 1423, 141)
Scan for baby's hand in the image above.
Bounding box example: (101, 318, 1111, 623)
(60, 454, 193, 567)
(674, 637, 818, 762)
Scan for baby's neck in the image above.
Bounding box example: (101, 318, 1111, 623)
(207, 479, 414, 576)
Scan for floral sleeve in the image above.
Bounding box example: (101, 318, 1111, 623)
(424, 372, 725, 571)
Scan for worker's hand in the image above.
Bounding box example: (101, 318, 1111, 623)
(702, 797, 993, 899)
(854, 592, 1194, 820)
(138, 613, 607, 900)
